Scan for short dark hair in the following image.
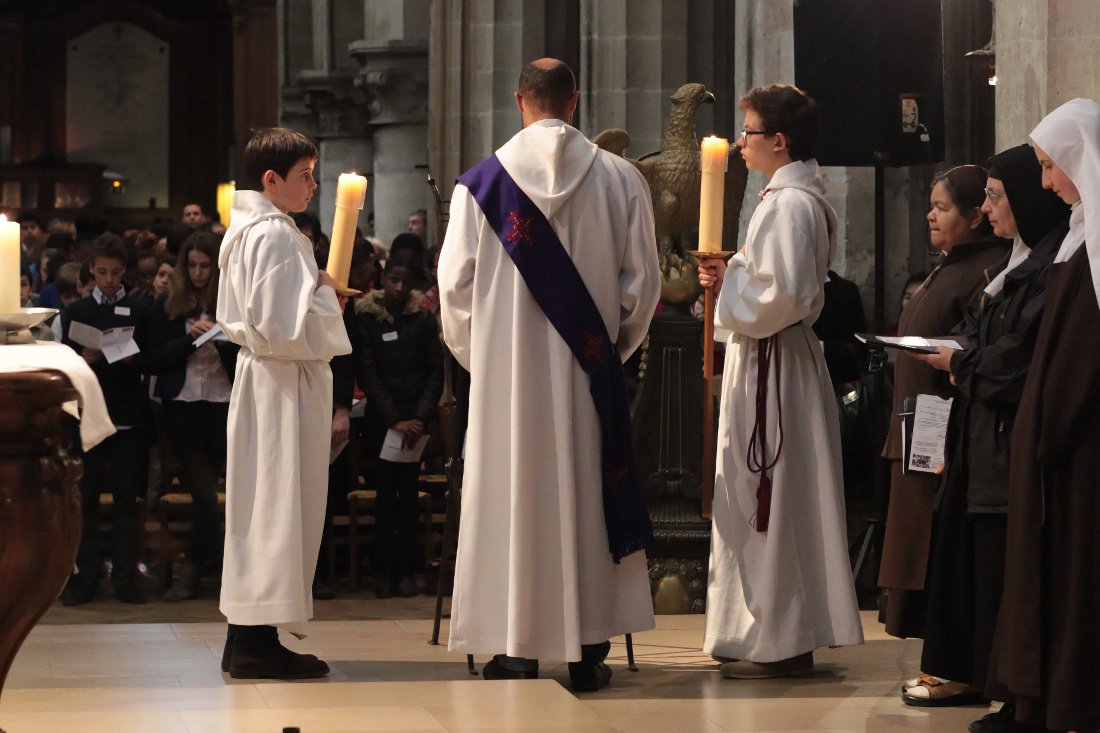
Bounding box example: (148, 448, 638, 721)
(351, 236, 373, 268)
(518, 60, 577, 117)
(89, 232, 129, 266)
(242, 127, 318, 192)
(291, 210, 323, 239)
(44, 230, 75, 254)
(931, 164, 994, 237)
(165, 222, 194, 257)
(384, 251, 425, 281)
(390, 232, 426, 264)
(17, 211, 43, 227)
(932, 165, 987, 214)
(739, 84, 819, 161)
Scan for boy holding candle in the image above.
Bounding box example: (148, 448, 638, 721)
(216, 127, 351, 679)
(697, 84, 863, 678)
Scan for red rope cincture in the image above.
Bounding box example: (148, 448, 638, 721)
(747, 334, 783, 532)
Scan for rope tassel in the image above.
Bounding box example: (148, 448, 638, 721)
(747, 334, 783, 533)
(753, 472, 773, 532)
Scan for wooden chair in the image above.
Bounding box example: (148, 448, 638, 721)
(156, 491, 225, 590)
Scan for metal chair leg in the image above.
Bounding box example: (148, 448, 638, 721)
(430, 461, 462, 645)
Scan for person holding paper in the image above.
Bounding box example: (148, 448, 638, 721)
(145, 231, 240, 601)
(353, 254, 443, 598)
(216, 127, 351, 679)
(989, 98, 1100, 733)
(879, 165, 1009, 647)
(59, 233, 152, 606)
(438, 58, 659, 691)
(696, 84, 863, 679)
(902, 145, 1069, 713)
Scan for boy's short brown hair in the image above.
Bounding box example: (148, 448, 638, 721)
(88, 233, 129, 267)
(242, 127, 318, 192)
(740, 84, 819, 162)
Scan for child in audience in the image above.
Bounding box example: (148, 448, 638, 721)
(151, 257, 175, 299)
(354, 254, 444, 597)
(146, 231, 238, 601)
(59, 233, 152, 606)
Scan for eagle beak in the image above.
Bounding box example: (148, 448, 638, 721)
(703, 91, 716, 104)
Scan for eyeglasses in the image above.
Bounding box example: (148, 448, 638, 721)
(984, 187, 1006, 203)
(739, 128, 771, 140)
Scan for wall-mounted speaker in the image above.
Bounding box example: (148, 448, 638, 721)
(794, 0, 945, 167)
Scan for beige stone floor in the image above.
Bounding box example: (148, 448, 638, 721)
(2, 594, 994, 733)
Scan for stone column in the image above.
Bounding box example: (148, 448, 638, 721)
(995, 0, 1100, 148)
(351, 0, 430, 245)
(351, 41, 428, 246)
(296, 70, 372, 236)
(280, 0, 371, 233)
(427, 0, 554, 193)
(579, 0, 688, 155)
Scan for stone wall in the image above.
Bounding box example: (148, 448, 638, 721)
(996, 0, 1100, 147)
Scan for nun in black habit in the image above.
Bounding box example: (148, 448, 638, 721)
(900, 143, 1069, 713)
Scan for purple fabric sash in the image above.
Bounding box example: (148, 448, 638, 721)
(458, 154, 653, 562)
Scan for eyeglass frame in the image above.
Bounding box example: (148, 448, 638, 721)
(739, 128, 772, 141)
(984, 187, 1007, 203)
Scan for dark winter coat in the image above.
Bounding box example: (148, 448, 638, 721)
(354, 290, 444, 437)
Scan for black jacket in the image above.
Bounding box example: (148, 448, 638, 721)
(812, 270, 867, 385)
(61, 292, 152, 429)
(144, 292, 238, 401)
(330, 300, 358, 412)
(946, 142, 1072, 513)
(354, 290, 444, 436)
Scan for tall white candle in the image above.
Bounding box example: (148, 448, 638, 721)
(698, 136, 729, 253)
(0, 214, 20, 313)
(326, 173, 368, 289)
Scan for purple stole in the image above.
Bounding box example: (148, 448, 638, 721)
(458, 154, 653, 562)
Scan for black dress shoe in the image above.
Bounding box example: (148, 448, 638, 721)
(222, 624, 320, 674)
(228, 625, 329, 680)
(221, 625, 237, 672)
(482, 657, 538, 680)
(114, 584, 147, 605)
(969, 705, 1050, 733)
(568, 661, 613, 692)
(60, 577, 96, 606)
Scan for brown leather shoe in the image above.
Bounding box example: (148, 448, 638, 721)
(902, 675, 986, 707)
(720, 651, 814, 679)
(228, 625, 329, 680)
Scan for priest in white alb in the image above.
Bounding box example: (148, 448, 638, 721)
(438, 58, 660, 692)
(697, 84, 864, 679)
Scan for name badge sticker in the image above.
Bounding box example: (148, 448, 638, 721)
(114, 306, 131, 316)
(382, 331, 398, 342)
